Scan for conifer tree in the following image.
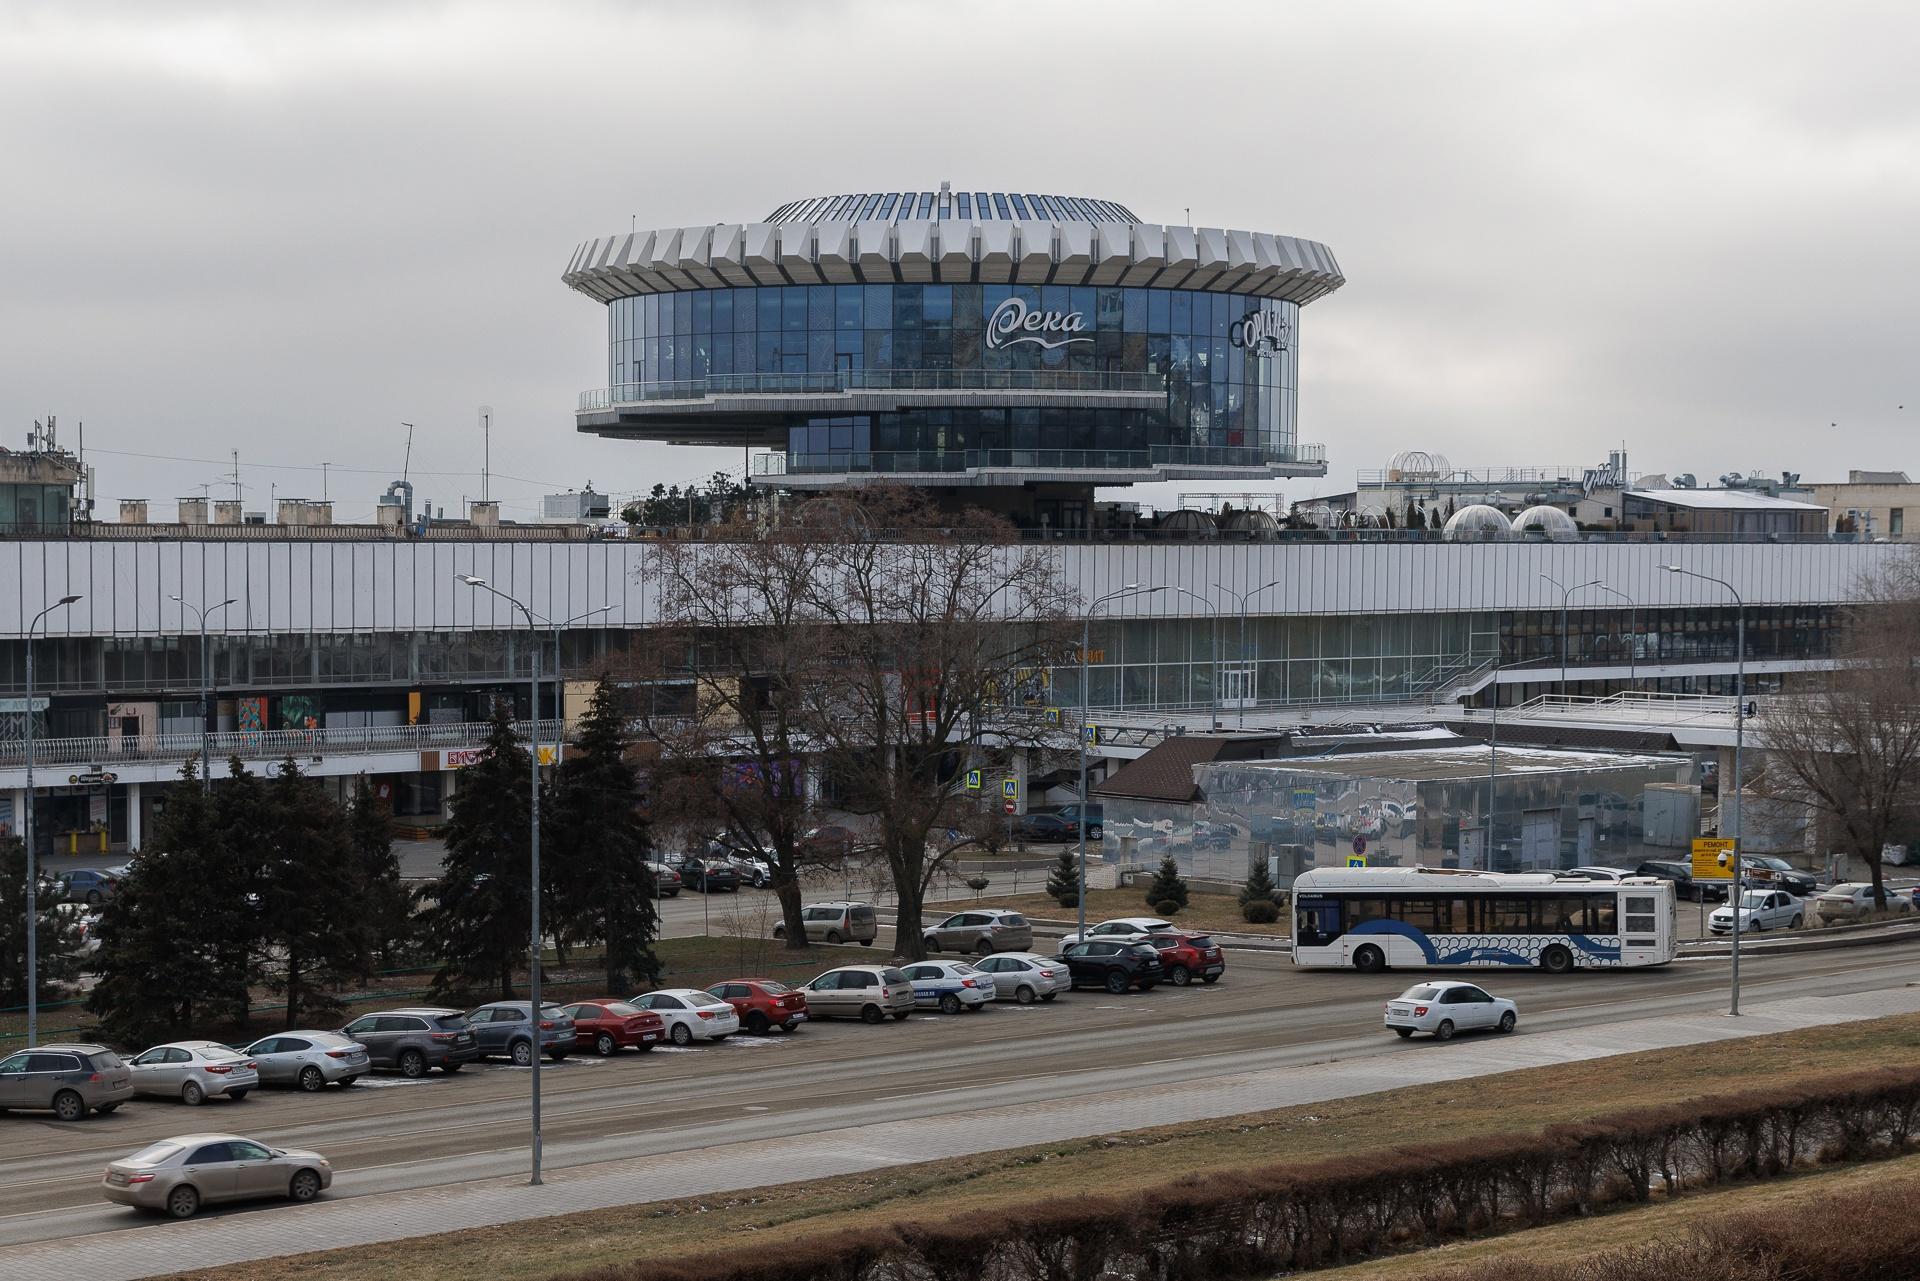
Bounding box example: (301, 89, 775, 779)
(418, 705, 532, 1001)
(1145, 854, 1190, 912)
(261, 759, 367, 1027)
(349, 773, 410, 979)
(0, 834, 84, 1007)
(1239, 856, 1277, 907)
(1046, 845, 1080, 906)
(548, 676, 659, 992)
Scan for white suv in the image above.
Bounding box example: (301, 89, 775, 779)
(1058, 916, 1172, 948)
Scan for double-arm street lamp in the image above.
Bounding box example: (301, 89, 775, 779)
(1539, 574, 1602, 694)
(170, 595, 237, 790)
(23, 593, 81, 1047)
(1077, 584, 1166, 945)
(1214, 579, 1286, 730)
(1664, 565, 1746, 1016)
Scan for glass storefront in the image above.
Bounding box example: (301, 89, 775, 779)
(606, 283, 1300, 465)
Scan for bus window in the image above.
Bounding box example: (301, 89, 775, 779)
(1484, 898, 1533, 932)
(1585, 894, 1618, 934)
(1295, 896, 1340, 947)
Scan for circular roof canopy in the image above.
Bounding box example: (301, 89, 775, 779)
(1512, 505, 1579, 539)
(1443, 504, 1512, 539)
(768, 191, 1140, 225)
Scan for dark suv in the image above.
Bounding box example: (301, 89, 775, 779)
(1059, 940, 1164, 994)
(339, 1007, 481, 1077)
(681, 857, 741, 893)
(1634, 860, 1727, 903)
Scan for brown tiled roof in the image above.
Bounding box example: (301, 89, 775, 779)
(1095, 737, 1250, 804)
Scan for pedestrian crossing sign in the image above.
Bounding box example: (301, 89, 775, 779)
(965, 769, 982, 791)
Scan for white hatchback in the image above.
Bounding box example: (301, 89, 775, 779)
(1383, 981, 1517, 1041)
(628, 989, 742, 1045)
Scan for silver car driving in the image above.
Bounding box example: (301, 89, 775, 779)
(102, 1133, 332, 1219)
(238, 1031, 369, 1091)
(127, 1041, 259, 1105)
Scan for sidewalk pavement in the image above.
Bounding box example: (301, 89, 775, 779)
(15, 983, 1920, 1281)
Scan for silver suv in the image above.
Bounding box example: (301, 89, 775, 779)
(0, 1043, 132, 1120)
(922, 909, 1033, 954)
(466, 1002, 575, 1065)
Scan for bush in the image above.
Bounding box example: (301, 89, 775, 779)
(1154, 899, 1183, 917)
(1242, 899, 1280, 924)
(1145, 855, 1189, 911)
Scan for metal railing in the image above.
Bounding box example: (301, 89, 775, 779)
(581, 368, 1166, 410)
(757, 443, 1319, 478)
(0, 719, 570, 769)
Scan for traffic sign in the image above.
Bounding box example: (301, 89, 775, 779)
(964, 769, 982, 791)
(1003, 800, 1016, 815)
(1346, 854, 1367, 868)
(1083, 723, 1099, 746)
(1001, 778, 1018, 799)
(1691, 837, 1737, 879)
(1351, 834, 1367, 856)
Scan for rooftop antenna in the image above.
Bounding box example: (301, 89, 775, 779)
(479, 406, 492, 503)
(320, 462, 330, 502)
(230, 449, 241, 503)
(400, 422, 415, 488)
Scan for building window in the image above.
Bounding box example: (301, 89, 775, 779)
(1892, 508, 1905, 536)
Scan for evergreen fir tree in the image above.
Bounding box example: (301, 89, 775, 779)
(349, 773, 409, 979)
(1239, 857, 1277, 907)
(0, 834, 84, 1007)
(548, 676, 659, 992)
(1046, 846, 1080, 906)
(89, 761, 254, 1043)
(1145, 855, 1190, 912)
(261, 759, 368, 1027)
(418, 705, 532, 1001)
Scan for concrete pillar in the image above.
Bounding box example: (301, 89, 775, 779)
(124, 781, 142, 852)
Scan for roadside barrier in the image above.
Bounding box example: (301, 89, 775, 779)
(596, 1066, 1920, 1281)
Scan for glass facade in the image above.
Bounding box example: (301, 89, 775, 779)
(606, 284, 1300, 468)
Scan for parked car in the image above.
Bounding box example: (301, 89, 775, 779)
(1058, 940, 1163, 993)
(1058, 916, 1173, 948)
(558, 1000, 665, 1055)
(1011, 812, 1078, 843)
(643, 862, 682, 897)
(1146, 932, 1225, 986)
(680, 856, 741, 893)
(466, 1001, 575, 1064)
(705, 979, 809, 1033)
(801, 966, 916, 1023)
(800, 825, 858, 858)
(1812, 882, 1918, 924)
(1050, 804, 1104, 839)
(237, 1031, 368, 1091)
(970, 952, 1067, 1003)
(51, 902, 102, 954)
(1384, 981, 1517, 1040)
(127, 1041, 258, 1105)
(339, 1007, 481, 1077)
(58, 866, 127, 906)
(899, 960, 994, 1013)
(772, 901, 878, 946)
(629, 989, 741, 1044)
(1634, 860, 1727, 902)
(1559, 866, 1631, 882)
(922, 909, 1034, 955)
(1708, 889, 1804, 934)
(0, 1043, 132, 1120)
(1740, 855, 1819, 896)
(101, 1133, 331, 1219)
(724, 853, 773, 888)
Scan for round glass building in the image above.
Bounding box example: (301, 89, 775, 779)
(565, 186, 1343, 526)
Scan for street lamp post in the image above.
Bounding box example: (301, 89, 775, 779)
(1161, 586, 1221, 732)
(23, 593, 80, 1047)
(1593, 584, 1637, 688)
(1539, 574, 1602, 695)
(1214, 579, 1286, 730)
(457, 574, 548, 1183)
(170, 595, 237, 791)
(1665, 565, 1745, 1015)
(1077, 585, 1165, 945)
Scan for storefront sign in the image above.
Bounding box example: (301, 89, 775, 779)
(985, 297, 1090, 350)
(1230, 307, 1290, 355)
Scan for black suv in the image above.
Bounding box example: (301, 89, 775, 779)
(1740, 855, 1819, 896)
(680, 857, 741, 892)
(339, 1007, 481, 1077)
(1634, 860, 1727, 902)
(1058, 940, 1164, 994)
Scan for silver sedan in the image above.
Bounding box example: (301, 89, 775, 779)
(127, 1041, 259, 1105)
(238, 1031, 369, 1091)
(102, 1133, 331, 1219)
(969, 952, 1067, 1004)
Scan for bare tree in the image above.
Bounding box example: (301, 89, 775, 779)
(1754, 554, 1920, 909)
(792, 488, 1078, 959)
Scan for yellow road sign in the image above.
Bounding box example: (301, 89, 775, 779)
(1691, 836, 1736, 879)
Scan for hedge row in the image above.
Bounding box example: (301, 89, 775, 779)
(1425, 1178, 1920, 1280)
(570, 1066, 1920, 1281)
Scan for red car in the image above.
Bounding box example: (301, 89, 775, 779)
(705, 979, 809, 1034)
(1146, 932, 1226, 986)
(559, 1000, 666, 1055)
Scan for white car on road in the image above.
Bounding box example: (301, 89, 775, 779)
(1057, 916, 1172, 948)
(627, 989, 741, 1045)
(1709, 889, 1804, 934)
(970, 952, 1067, 1003)
(1384, 981, 1517, 1041)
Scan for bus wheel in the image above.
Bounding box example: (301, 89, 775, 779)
(1353, 945, 1386, 974)
(1540, 945, 1573, 975)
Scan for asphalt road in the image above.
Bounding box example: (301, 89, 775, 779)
(2, 943, 1913, 1247)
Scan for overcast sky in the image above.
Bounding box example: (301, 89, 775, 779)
(3, 0, 1914, 521)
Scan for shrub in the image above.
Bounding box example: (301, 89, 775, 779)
(1155, 899, 1183, 917)
(1242, 899, 1280, 924)
(1145, 855, 1189, 911)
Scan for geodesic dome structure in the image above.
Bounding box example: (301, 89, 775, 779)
(1442, 504, 1512, 540)
(1511, 504, 1579, 540)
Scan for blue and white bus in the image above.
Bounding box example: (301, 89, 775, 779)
(1291, 867, 1676, 973)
